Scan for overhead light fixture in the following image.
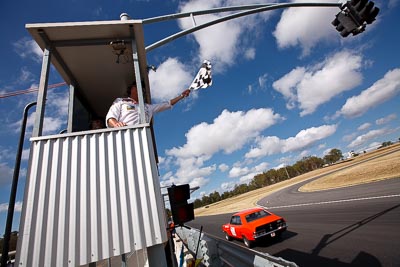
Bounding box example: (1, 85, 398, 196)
(110, 40, 131, 64)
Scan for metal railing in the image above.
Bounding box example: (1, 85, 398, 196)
(175, 226, 298, 267)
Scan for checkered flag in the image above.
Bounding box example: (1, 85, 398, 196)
(188, 60, 212, 91)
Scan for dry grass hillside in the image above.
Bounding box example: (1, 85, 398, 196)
(195, 143, 400, 217)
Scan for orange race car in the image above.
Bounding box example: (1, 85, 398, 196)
(222, 207, 287, 248)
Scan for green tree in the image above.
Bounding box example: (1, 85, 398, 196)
(380, 141, 393, 148)
(209, 191, 221, 203)
(250, 173, 265, 189)
(324, 148, 343, 164)
(193, 199, 202, 209)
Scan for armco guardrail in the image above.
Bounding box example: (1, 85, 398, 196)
(175, 226, 298, 267)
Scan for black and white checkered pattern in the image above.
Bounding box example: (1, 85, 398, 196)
(189, 60, 212, 91)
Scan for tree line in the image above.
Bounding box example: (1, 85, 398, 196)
(193, 148, 343, 209)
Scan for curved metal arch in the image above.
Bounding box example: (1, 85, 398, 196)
(144, 2, 342, 52)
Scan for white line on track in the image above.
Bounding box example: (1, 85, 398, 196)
(262, 194, 400, 209)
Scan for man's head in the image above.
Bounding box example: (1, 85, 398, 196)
(91, 119, 104, 129)
(126, 80, 146, 100)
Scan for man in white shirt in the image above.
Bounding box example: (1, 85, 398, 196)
(106, 81, 190, 128)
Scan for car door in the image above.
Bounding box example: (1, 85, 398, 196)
(229, 215, 243, 238)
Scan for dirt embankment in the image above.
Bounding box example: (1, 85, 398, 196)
(195, 143, 400, 217)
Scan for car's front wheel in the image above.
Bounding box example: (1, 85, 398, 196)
(225, 233, 233, 241)
(243, 236, 253, 248)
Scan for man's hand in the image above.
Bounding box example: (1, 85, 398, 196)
(181, 89, 190, 98)
(170, 89, 191, 106)
(107, 118, 127, 128)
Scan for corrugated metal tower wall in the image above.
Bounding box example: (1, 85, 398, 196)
(15, 126, 167, 266)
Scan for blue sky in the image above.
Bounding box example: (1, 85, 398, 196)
(0, 0, 399, 233)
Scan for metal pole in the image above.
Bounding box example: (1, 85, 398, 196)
(284, 166, 290, 179)
(1, 101, 37, 267)
(129, 27, 146, 124)
(32, 46, 51, 137)
(194, 226, 203, 263)
(145, 2, 342, 52)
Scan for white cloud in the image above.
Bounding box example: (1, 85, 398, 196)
(300, 150, 310, 158)
(0, 162, 13, 186)
(177, 0, 272, 71)
(176, 156, 215, 177)
(18, 68, 36, 85)
(218, 163, 229, 172)
(42, 117, 65, 135)
(12, 112, 65, 136)
(247, 84, 253, 94)
(178, 1, 241, 68)
(368, 142, 381, 150)
(158, 156, 165, 165)
(258, 73, 268, 89)
(21, 149, 30, 161)
(160, 153, 214, 189)
(342, 133, 356, 142)
(0, 203, 8, 212)
(15, 201, 23, 212)
(232, 162, 271, 184)
(221, 181, 236, 192)
(286, 125, 337, 152)
(160, 163, 211, 189)
(246, 136, 284, 158)
(245, 124, 337, 158)
(229, 166, 250, 178)
(244, 48, 256, 60)
(348, 129, 387, 148)
(277, 156, 293, 165)
(318, 143, 326, 150)
(376, 113, 397, 125)
(273, 51, 363, 116)
(358, 122, 372, 131)
(187, 176, 211, 189)
(322, 148, 332, 156)
(273, 0, 338, 57)
(164, 107, 282, 187)
(253, 162, 269, 173)
(0, 147, 14, 162)
(149, 58, 193, 101)
(9, 88, 69, 136)
(167, 108, 282, 158)
(14, 37, 43, 63)
(239, 173, 257, 184)
(46, 91, 69, 117)
(273, 163, 286, 170)
(0, 201, 22, 213)
(272, 67, 305, 110)
(338, 68, 400, 118)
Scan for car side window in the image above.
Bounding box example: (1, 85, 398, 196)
(230, 216, 242, 225)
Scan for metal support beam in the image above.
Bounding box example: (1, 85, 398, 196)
(190, 13, 197, 27)
(52, 37, 132, 48)
(67, 84, 75, 133)
(32, 48, 51, 137)
(142, 4, 275, 24)
(129, 25, 146, 124)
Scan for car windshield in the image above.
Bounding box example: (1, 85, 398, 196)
(245, 210, 270, 223)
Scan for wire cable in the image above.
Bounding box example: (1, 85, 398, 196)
(0, 82, 67, 99)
